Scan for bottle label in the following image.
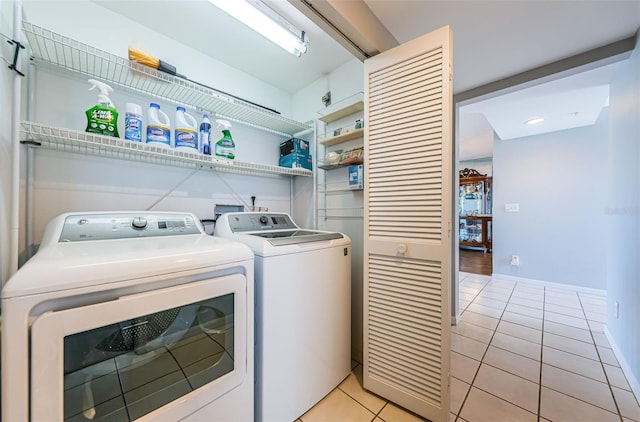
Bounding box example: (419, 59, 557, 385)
(146, 125, 170, 145)
(215, 144, 235, 159)
(86, 106, 119, 138)
(201, 129, 211, 155)
(175, 128, 198, 150)
(124, 113, 142, 142)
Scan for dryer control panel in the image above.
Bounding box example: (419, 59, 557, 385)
(57, 213, 202, 242)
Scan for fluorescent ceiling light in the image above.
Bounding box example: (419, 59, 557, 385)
(209, 0, 308, 57)
(525, 117, 544, 125)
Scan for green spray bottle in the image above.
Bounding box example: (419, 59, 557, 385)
(215, 119, 235, 160)
(85, 79, 119, 137)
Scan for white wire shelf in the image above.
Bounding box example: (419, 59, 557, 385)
(21, 122, 313, 178)
(22, 21, 312, 138)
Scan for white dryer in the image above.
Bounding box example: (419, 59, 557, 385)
(214, 212, 351, 422)
(2, 212, 254, 422)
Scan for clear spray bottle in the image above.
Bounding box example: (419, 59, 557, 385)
(200, 114, 212, 155)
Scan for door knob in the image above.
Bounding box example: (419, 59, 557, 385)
(397, 243, 407, 255)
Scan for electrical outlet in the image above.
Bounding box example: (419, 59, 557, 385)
(510, 255, 520, 266)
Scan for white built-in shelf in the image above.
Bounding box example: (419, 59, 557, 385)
(318, 184, 363, 193)
(22, 21, 312, 138)
(317, 160, 364, 170)
(319, 128, 364, 146)
(318, 93, 364, 123)
(317, 207, 364, 218)
(21, 122, 312, 178)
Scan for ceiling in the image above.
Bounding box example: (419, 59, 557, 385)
(94, 1, 640, 160)
(92, 0, 356, 94)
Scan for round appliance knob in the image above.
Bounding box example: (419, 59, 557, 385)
(132, 217, 148, 229)
(259, 216, 269, 224)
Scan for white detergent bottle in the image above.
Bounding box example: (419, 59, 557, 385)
(174, 106, 198, 153)
(146, 103, 171, 147)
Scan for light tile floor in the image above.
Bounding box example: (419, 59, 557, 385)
(299, 273, 640, 422)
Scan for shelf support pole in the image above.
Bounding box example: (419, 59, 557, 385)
(9, 0, 23, 277)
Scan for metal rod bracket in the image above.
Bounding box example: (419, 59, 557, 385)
(7, 39, 25, 76)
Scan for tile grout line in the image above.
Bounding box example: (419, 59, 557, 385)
(460, 280, 544, 418)
(534, 291, 624, 418)
(337, 363, 396, 422)
(458, 277, 491, 313)
(454, 276, 492, 421)
(537, 285, 546, 422)
(461, 290, 620, 383)
(456, 277, 521, 421)
(461, 280, 626, 421)
(576, 292, 624, 422)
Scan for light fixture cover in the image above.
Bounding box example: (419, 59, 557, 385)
(525, 117, 544, 125)
(209, 0, 308, 57)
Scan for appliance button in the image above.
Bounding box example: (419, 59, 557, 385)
(132, 217, 147, 229)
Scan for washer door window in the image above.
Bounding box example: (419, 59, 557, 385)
(30, 274, 247, 422)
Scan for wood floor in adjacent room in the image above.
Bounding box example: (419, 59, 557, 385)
(459, 248, 492, 275)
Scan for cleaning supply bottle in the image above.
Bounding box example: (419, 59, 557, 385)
(85, 79, 119, 138)
(124, 102, 143, 142)
(199, 114, 212, 155)
(215, 119, 235, 160)
(174, 106, 198, 153)
(145, 103, 171, 147)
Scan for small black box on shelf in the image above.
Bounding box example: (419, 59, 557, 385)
(279, 138, 310, 157)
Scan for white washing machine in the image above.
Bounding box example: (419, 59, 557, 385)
(214, 212, 351, 422)
(2, 212, 254, 422)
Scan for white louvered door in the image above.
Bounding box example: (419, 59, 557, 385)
(363, 26, 452, 422)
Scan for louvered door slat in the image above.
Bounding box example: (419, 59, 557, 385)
(364, 26, 452, 422)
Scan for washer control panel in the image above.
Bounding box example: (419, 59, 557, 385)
(59, 213, 201, 242)
(226, 213, 297, 233)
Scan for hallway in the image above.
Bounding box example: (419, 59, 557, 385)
(459, 249, 492, 276)
(453, 273, 639, 421)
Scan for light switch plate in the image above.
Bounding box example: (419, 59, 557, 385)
(505, 203, 520, 212)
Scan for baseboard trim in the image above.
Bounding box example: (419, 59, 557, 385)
(491, 273, 607, 296)
(604, 326, 640, 403)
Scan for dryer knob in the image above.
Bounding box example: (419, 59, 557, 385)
(260, 216, 269, 224)
(132, 217, 148, 229)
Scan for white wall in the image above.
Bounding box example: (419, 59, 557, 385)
(21, 0, 292, 116)
(492, 110, 608, 289)
(291, 58, 364, 229)
(293, 58, 365, 360)
(606, 29, 640, 400)
(292, 58, 363, 123)
(2, 1, 310, 270)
